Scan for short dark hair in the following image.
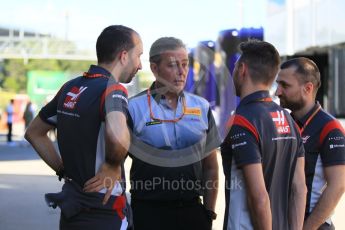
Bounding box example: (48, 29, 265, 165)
(280, 57, 321, 95)
(237, 39, 280, 85)
(149, 37, 186, 64)
(96, 25, 137, 64)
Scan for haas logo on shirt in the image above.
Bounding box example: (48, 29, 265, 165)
(270, 111, 291, 134)
(63, 86, 88, 109)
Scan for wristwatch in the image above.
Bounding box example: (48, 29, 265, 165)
(56, 165, 65, 181)
(205, 209, 217, 220)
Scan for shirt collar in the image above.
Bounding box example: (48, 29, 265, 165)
(292, 101, 321, 126)
(85, 65, 113, 78)
(149, 82, 185, 104)
(238, 90, 271, 107)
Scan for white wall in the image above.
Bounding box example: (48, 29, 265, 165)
(265, 0, 345, 55)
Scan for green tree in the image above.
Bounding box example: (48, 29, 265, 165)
(0, 58, 94, 93)
(2, 59, 26, 92)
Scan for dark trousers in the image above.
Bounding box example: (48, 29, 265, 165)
(60, 209, 125, 230)
(7, 122, 12, 142)
(131, 199, 212, 230)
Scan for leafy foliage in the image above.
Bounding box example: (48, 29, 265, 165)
(0, 59, 94, 93)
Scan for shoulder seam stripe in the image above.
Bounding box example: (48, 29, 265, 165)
(319, 120, 345, 145)
(232, 115, 259, 142)
(104, 84, 128, 98)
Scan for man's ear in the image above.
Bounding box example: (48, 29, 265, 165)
(240, 62, 246, 75)
(238, 62, 247, 78)
(303, 82, 314, 95)
(119, 50, 128, 65)
(150, 63, 158, 76)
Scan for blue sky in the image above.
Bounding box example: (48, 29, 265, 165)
(0, 0, 266, 53)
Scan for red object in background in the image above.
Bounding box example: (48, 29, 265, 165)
(12, 94, 29, 123)
(0, 94, 29, 132)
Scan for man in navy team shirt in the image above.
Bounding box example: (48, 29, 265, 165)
(276, 57, 345, 230)
(221, 40, 307, 230)
(25, 25, 143, 230)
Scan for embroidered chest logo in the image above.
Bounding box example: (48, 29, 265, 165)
(63, 86, 88, 109)
(270, 111, 291, 134)
(185, 107, 201, 116)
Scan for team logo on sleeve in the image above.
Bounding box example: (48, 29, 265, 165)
(63, 86, 88, 109)
(270, 111, 291, 134)
(112, 94, 128, 104)
(330, 144, 345, 149)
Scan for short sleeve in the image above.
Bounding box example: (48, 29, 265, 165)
(103, 83, 128, 117)
(229, 125, 261, 167)
(205, 108, 221, 152)
(320, 128, 345, 166)
(39, 84, 66, 126)
(297, 136, 305, 158)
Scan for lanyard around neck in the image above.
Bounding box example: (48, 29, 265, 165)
(300, 105, 321, 134)
(147, 88, 186, 123)
(83, 72, 109, 78)
(257, 97, 273, 102)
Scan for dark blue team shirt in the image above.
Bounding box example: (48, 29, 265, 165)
(293, 102, 345, 220)
(39, 65, 128, 188)
(221, 90, 305, 230)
